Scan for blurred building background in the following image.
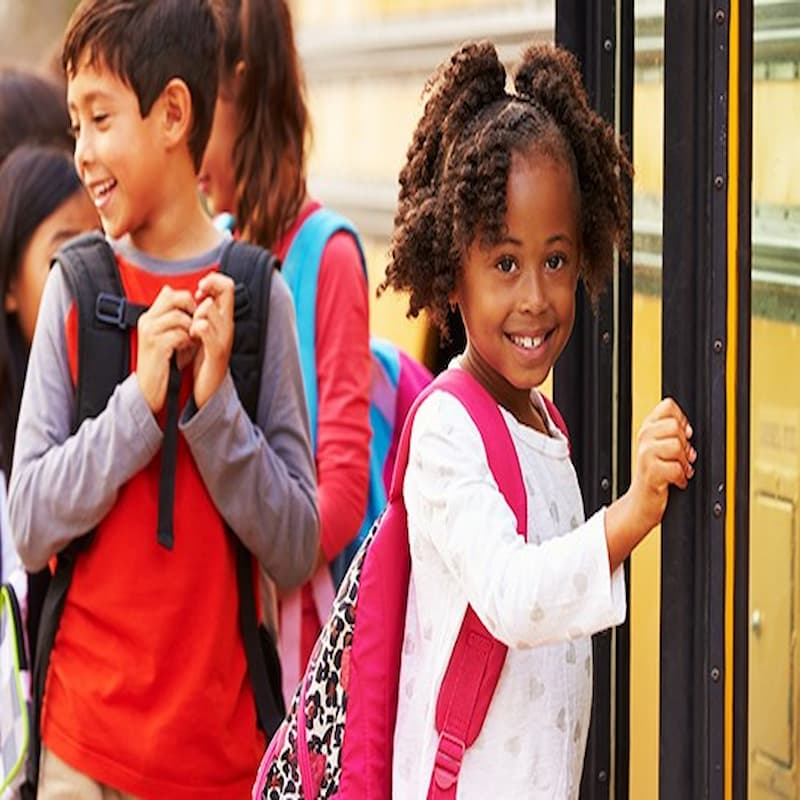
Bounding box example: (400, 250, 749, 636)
(0, 0, 75, 70)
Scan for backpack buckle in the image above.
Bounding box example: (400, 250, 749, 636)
(95, 292, 128, 329)
(432, 731, 466, 790)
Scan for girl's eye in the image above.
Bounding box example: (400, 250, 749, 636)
(92, 113, 109, 126)
(496, 255, 518, 274)
(545, 254, 566, 271)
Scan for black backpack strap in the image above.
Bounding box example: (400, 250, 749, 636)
(58, 231, 141, 426)
(220, 239, 276, 417)
(24, 232, 147, 798)
(220, 240, 285, 736)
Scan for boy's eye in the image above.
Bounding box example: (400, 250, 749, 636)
(92, 113, 109, 125)
(545, 254, 565, 271)
(496, 255, 518, 274)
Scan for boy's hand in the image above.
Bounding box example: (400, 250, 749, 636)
(136, 287, 196, 414)
(190, 272, 235, 409)
(605, 398, 696, 571)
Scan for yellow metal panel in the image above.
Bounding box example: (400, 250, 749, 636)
(749, 491, 798, 800)
(749, 321, 800, 799)
(629, 290, 662, 799)
(749, 493, 794, 769)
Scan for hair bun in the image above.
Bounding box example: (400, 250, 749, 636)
(513, 43, 590, 129)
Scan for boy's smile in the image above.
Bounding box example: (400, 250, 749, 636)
(455, 151, 580, 426)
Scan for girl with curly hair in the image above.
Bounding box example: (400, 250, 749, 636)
(383, 41, 696, 797)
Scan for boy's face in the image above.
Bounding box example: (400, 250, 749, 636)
(67, 56, 167, 243)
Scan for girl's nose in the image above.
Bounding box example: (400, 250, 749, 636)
(518, 267, 548, 313)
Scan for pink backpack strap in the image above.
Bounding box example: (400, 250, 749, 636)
(390, 369, 527, 800)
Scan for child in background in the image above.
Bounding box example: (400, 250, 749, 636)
(0, 70, 79, 670)
(0, 146, 98, 478)
(202, 0, 371, 695)
(381, 42, 695, 798)
(9, 1, 317, 796)
(0, 68, 73, 166)
(0, 146, 98, 672)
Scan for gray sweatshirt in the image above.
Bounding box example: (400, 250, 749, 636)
(9, 238, 318, 588)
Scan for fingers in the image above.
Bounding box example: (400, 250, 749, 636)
(148, 286, 196, 318)
(635, 396, 698, 497)
(189, 295, 219, 340)
(191, 273, 234, 339)
(638, 418, 697, 472)
(135, 286, 197, 413)
(190, 273, 235, 409)
(642, 396, 692, 438)
(194, 272, 234, 313)
(639, 440, 694, 490)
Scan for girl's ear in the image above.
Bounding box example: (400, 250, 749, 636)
(159, 77, 193, 151)
(234, 59, 246, 87)
(3, 278, 19, 314)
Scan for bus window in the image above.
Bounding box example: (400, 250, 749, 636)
(749, 3, 800, 797)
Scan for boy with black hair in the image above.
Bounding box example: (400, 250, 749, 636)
(9, 1, 318, 797)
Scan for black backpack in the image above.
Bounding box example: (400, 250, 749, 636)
(22, 231, 285, 797)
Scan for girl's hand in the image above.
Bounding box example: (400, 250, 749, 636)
(190, 272, 235, 409)
(605, 397, 696, 571)
(135, 286, 196, 413)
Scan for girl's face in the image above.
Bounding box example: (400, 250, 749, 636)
(454, 151, 580, 419)
(5, 187, 98, 344)
(199, 85, 239, 216)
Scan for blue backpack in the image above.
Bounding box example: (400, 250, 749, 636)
(281, 208, 433, 586)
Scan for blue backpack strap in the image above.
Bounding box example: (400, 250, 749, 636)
(281, 208, 367, 452)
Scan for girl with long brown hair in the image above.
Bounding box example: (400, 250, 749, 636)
(202, 0, 372, 701)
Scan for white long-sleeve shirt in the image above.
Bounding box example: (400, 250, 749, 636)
(392, 383, 626, 799)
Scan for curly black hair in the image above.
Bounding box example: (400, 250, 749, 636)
(380, 41, 632, 337)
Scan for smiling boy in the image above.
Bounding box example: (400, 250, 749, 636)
(8, 1, 318, 797)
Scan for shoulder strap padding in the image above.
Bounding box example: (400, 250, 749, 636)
(219, 239, 277, 420)
(56, 231, 129, 431)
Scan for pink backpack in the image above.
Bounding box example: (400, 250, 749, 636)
(253, 368, 568, 799)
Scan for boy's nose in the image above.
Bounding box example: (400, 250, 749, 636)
(73, 132, 92, 174)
